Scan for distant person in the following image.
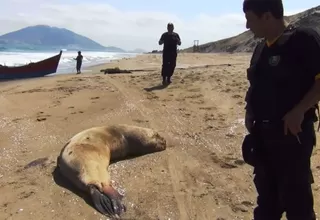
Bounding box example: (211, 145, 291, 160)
(158, 23, 181, 85)
(74, 51, 83, 74)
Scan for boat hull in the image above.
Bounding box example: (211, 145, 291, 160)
(0, 50, 62, 80)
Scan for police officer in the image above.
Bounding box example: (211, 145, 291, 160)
(158, 23, 181, 85)
(242, 0, 320, 219)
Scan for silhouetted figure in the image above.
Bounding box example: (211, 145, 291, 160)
(74, 51, 83, 74)
(158, 23, 181, 85)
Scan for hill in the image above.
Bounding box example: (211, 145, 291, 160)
(0, 25, 125, 52)
(182, 5, 320, 53)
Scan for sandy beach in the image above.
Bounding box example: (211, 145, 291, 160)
(0, 52, 319, 220)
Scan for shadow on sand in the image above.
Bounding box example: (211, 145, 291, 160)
(52, 166, 95, 210)
(143, 83, 169, 92)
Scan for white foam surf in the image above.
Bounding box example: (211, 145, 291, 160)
(0, 50, 139, 74)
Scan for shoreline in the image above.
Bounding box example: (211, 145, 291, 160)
(0, 50, 140, 76)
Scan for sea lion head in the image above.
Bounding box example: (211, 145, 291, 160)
(151, 132, 167, 151)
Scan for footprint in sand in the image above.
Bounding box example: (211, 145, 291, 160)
(234, 159, 246, 166)
(36, 111, 51, 121)
(211, 153, 238, 169)
(232, 94, 242, 99)
(90, 96, 100, 100)
(36, 117, 47, 122)
(226, 133, 236, 138)
(231, 201, 254, 213)
(223, 156, 246, 166)
(199, 106, 215, 110)
(204, 113, 216, 122)
(133, 119, 149, 123)
(71, 111, 84, 114)
(146, 93, 159, 100)
(23, 157, 50, 169)
(12, 118, 23, 123)
(220, 162, 238, 169)
(242, 201, 254, 207)
(231, 203, 249, 213)
(191, 100, 205, 104)
(19, 191, 35, 199)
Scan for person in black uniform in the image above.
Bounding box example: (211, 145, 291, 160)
(74, 51, 83, 74)
(242, 0, 320, 219)
(159, 23, 181, 85)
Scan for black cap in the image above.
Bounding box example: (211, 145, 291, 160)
(167, 22, 174, 27)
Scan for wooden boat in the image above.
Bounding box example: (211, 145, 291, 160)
(0, 50, 62, 80)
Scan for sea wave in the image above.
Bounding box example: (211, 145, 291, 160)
(0, 50, 139, 74)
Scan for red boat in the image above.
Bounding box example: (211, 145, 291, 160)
(0, 50, 62, 80)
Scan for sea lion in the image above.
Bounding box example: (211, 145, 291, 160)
(56, 124, 167, 219)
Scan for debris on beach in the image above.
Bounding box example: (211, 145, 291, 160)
(100, 67, 154, 74)
(100, 67, 132, 74)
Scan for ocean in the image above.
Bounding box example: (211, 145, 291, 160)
(0, 50, 140, 75)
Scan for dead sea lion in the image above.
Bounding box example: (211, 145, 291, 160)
(56, 124, 167, 219)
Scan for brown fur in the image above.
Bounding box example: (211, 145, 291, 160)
(57, 124, 166, 218)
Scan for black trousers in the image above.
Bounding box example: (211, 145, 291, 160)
(251, 120, 316, 220)
(76, 62, 82, 72)
(161, 52, 177, 78)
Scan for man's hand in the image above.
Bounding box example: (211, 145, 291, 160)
(245, 111, 255, 133)
(282, 107, 305, 135)
(159, 40, 164, 45)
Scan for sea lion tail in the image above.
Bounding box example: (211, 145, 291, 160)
(89, 184, 126, 219)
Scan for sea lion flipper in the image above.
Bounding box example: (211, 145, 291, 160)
(89, 185, 125, 218)
(89, 185, 113, 216)
(101, 185, 126, 216)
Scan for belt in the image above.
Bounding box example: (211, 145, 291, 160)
(254, 119, 282, 125)
(254, 118, 315, 129)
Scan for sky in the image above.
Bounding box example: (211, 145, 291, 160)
(0, 0, 319, 51)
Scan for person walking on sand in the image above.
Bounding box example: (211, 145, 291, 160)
(158, 22, 181, 85)
(74, 51, 83, 74)
(242, 0, 320, 219)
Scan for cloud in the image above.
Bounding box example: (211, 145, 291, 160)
(0, 1, 306, 51)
